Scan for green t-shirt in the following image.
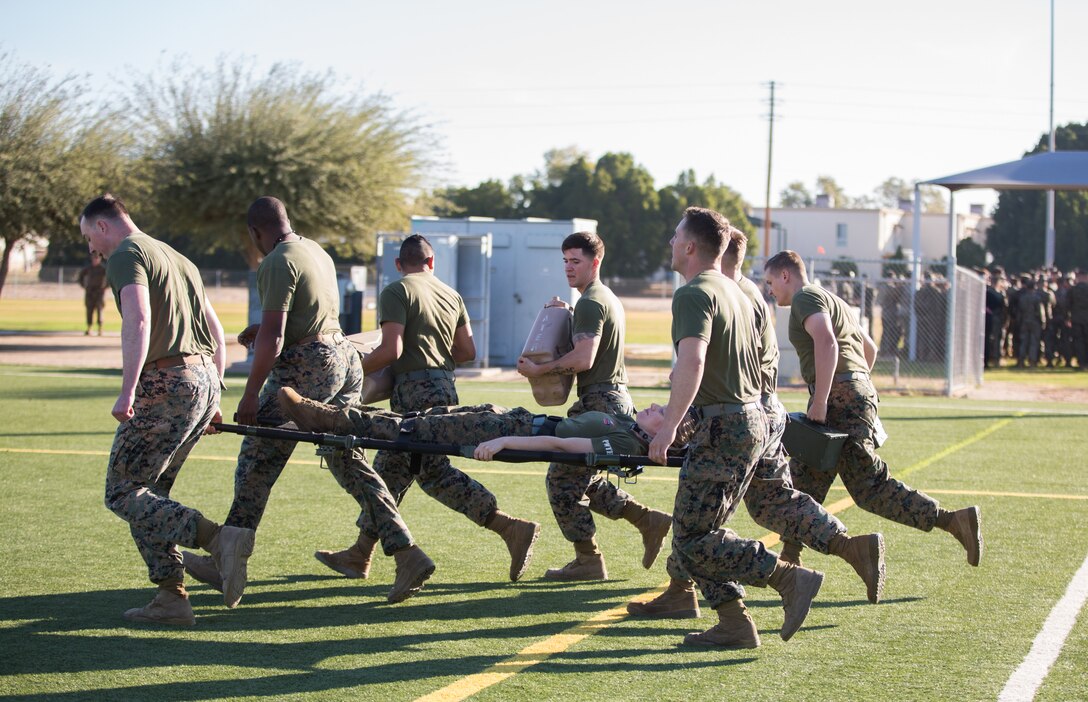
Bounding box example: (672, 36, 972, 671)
(556, 411, 643, 456)
(257, 238, 342, 348)
(573, 279, 628, 389)
(379, 272, 469, 375)
(106, 233, 216, 363)
(788, 284, 870, 385)
(736, 275, 779, 395)
(671, 271, 761, 406)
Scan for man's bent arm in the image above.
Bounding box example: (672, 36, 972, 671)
(517, 333, 599, 377)
(364, 321, 404, 373)
(115, 284, 151, 422)
(203, 296, 227, 381)
(804, 312, 839, 423)
(451, 322, 476, 363)
(649, 337, 705, 465)
(237, 309, 286, 425)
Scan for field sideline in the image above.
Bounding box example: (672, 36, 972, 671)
(1, 366, 1087, 701)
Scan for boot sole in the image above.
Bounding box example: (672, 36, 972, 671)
(542, 571, 607, 581)
(219, 528, 256, 609)
(509, 523, 543, 582)
(627, 604, 701, 619)
(963, 507, 983, 567)
(780, 570, 824, 642)
(314, 550, 368, 579)
(387, 561, 436, 604)
(641, 516, 672, 569)
(859, 534, 886, 605)
(682, 632, 760, 648)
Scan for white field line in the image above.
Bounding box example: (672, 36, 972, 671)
(998, 550, 1088, 702)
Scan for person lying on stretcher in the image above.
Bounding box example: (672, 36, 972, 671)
(277, 388, 695, 462)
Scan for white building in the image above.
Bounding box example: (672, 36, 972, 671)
(752, 198, 990, 277)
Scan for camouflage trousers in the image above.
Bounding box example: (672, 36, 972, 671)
(669, 408, 777, 608)
(745, 395, 845, 554)
(324, 448, 416, 556)
(547, 389, 638, 543)
(790, 378, 939, 531)
(226, 338, 363, 530)
(361, 377, 499, 535)
(105, 360, 220, 584)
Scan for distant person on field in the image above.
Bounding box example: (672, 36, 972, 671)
(79, 193, 252, 626)
(78, 251, 108, 335)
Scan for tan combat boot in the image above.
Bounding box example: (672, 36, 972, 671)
(779, 540, 804, 566)
(621, 502, 673, 569)
(767, 559, 824, 641)
(207, 525, 256, 609)
(486, 510, 542, 581)
(627, 578, 701, 619)
(543, 539, 607, 581)
(315, 532, 378, 579)
(829, 532, 886, 604)
(278, 387, 352, 434)
(683, 599, 760, 648)
(388, 545, 436, 603)
(182, 551, 223, 592)
(123, 585, 196, 627)
(941, 506, 983, 567)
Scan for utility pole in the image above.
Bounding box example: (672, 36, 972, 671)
(763, 81, 776, 259)
(1045, 0, 1056, 268)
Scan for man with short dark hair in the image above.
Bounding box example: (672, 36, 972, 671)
(763, 250, 982, 567)
(517, 231, 671, 581)
(80, 194, 252, 626)
(315, 234, 541, 583)
(647, 208, 824, 650)
(184, 197, 435, 604)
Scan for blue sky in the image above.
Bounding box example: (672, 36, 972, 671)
(4, 0, 1085, 215)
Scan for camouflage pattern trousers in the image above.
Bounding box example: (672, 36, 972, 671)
(342, 401, 537, 552)
(547, 388, 638, 543)
(105, 360, 220, 584)
(226, 338, 363, 530)
(745, 394, 846, 554)
(361, 377, 500, 537)
(669, 408, 777, 608)
(790, 378, 939, 531)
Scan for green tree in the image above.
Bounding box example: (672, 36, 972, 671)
(129, 56, 432, 267)
(660, 169, 753, 255)
(987, 122, 1088, 272)
(779, 181, 813, 207)
(871, 177, 947, 213)
(0, 52, 134, 297)
(815, 175, 848, 208)
(430, 179, 524, 218)
(956, 236, 987, 269)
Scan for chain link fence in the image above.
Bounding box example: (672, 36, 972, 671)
(746, 256, 985, 395)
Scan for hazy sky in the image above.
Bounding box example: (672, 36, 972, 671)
(4, 0, 1085, 215)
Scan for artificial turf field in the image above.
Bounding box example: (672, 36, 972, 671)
(1, 365, 1087, 701)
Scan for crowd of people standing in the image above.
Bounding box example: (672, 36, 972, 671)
(983, 266, 1088, 369)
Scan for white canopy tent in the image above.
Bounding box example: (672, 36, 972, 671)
(909, 150, 1088, 393)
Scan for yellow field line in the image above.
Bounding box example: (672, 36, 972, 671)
(410, 411, 1038, 702)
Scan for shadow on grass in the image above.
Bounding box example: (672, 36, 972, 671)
(0, 580, 686, 683)
(0, 430, 116, 438)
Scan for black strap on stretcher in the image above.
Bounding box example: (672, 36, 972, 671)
(211, 422, 684, 474)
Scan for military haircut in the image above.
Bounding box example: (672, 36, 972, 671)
(247, 196, 290, 233)
(722, 225, 748, 267)
(681, 206, 729, 260)
(765, 249, 809, 282)
(562, 231, 605, 260)
(81, 194, 130, 224)
(399, 234, 434, 267)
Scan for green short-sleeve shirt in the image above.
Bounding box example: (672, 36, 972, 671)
(257, 238, 342, 348)
(788, 284, 870, 385)
(106, 233, 216, 363)
(556, 411, 643, 456)
(379, 272, 469, 375)
(572, 279, 628, 389)
(671, 271, 761, 406)
(736, 275, 779, 395)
